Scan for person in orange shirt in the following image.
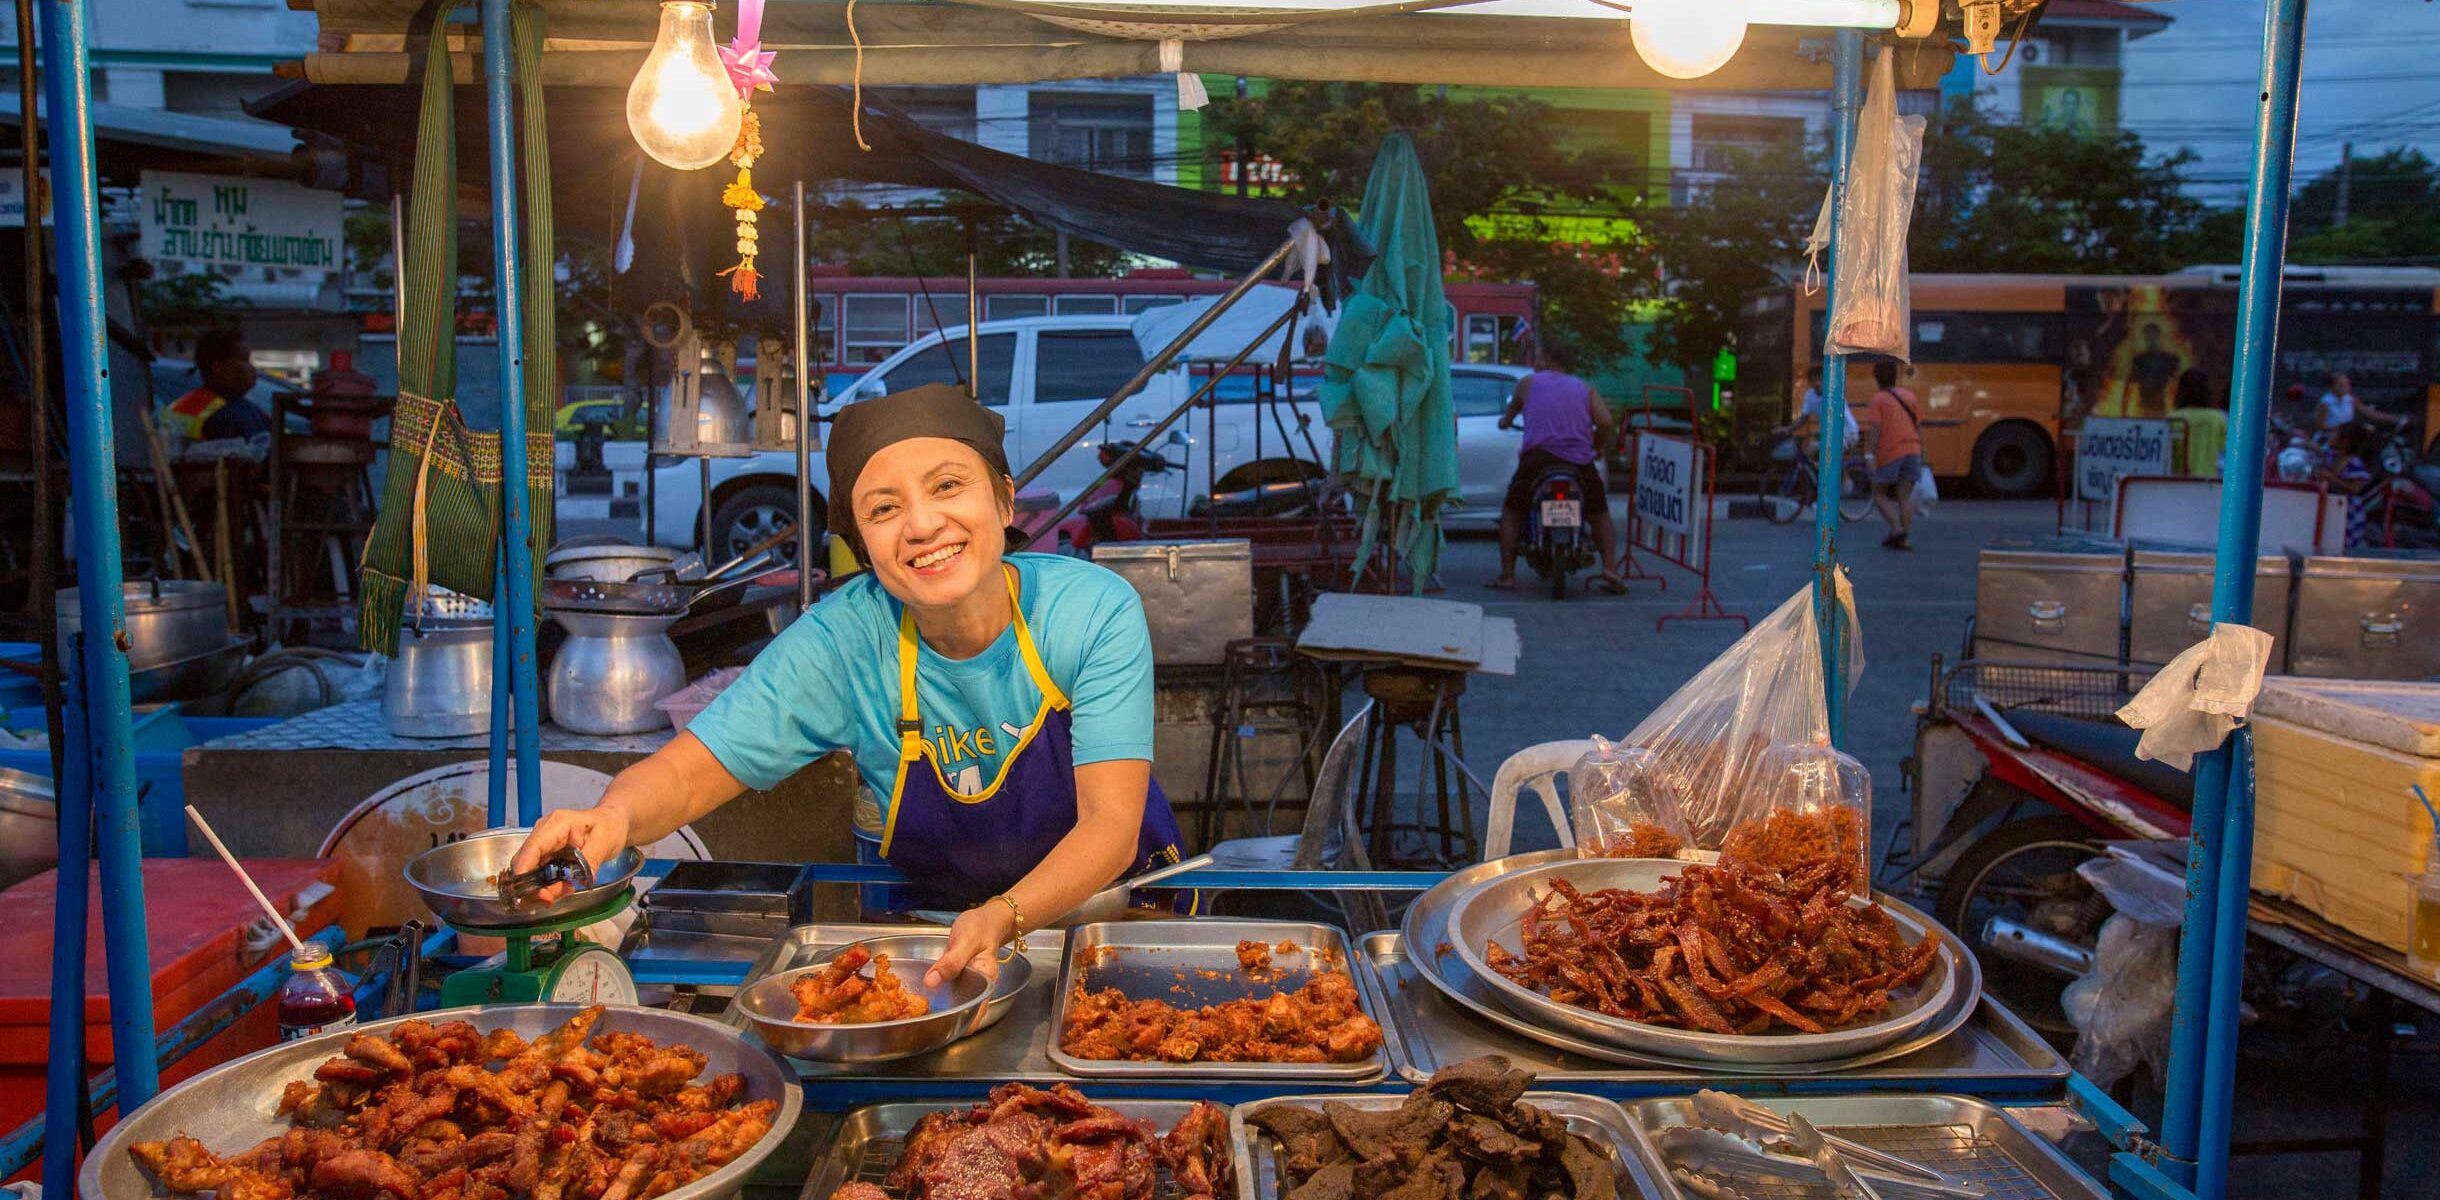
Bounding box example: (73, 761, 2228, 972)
(1863, 359, 1924, 550)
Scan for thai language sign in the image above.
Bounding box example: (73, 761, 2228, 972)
(1634, 433, 1698, 536)
(139, 171, 342, 273)
(2076, 417, 2173, 503)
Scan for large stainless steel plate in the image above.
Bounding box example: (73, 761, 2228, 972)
(801, 1099, 1207, 1200)
(733, 951, 993, 1064)
(83, 1004, 800, 1200)
(1448, 858, 1957, 1064)
(1623, 1093, 2110, 1200)
(1049, 919, 1388, 1081)
(405, 828, 646, 929)
(1230, 1091, 1666, 1200)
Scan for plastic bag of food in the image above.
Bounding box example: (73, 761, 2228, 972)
(1822, 50, 1926, 361)
(1577, 572, 1867, 875)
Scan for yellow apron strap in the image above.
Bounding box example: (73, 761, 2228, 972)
(895, 606, 924, 762)
(1005, 565, 1070, 710)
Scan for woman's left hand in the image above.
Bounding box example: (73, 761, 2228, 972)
(926, 901, 1014, 988)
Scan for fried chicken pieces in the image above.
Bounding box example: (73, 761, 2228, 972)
(1246, 1057, 1616, 1200)
(1060, 971, 1382, 1065)
(790, 944, 932, 1024)
(1486, 832, 1939, 1036)
(129, 1007, 775, 1200)
(837, 1083, 1230, 1200)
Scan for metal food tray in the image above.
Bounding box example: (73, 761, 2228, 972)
(1050, 919, 1390, 1082)
(725, 923, 1068, 1081)
(1624, 1094, 2109, 1200)
(1230, 1091, 1667, 1200)
(799, 1099, 1210, 1200)
(83, 1005, 801, 1200)
(1361, 933, 2067, 1094)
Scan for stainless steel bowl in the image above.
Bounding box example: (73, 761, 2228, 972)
(811, 933, 1032, 1035)
(403, 829, 645, 930)
(732, 950, 992, 1063)
(82, 1004, 797, 1200)
(546, 543, 683, 583)
(1445, 857, 1957, 1065)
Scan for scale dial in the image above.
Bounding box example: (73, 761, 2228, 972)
(545, 944, 639, 1006)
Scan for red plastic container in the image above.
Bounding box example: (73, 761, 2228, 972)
(0, 859, 343, 1155)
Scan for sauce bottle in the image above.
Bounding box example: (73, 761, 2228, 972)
(277, 940, 358, 1041)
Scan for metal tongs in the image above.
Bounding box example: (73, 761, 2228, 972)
(1686, 1091, 1987, 1198)
(490, 846, 596, 910)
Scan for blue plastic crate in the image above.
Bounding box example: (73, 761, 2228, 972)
(0, 704, 280, 856)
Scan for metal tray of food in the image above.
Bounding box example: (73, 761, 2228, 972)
(84, 1004, 800, 1200)
(799, 1099, 1210, 1200)
(1049, 919, 1390, 1082)
(1624, 1093, 2110, 1200)
(1398, 853, 1988, 1076)
(1448, 857, 1961, 1065)
(1362, 933, 2065, 1093)
(1230, 1091, 1667, 1200)
(726, 923, 1068, 1081)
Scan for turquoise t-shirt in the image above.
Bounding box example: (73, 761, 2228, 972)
(686, 553, 1155, 807)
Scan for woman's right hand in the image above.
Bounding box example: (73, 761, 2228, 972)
(507, 803, 633, 902)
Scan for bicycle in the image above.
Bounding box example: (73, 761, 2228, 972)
(1757, 434, 1875, 525)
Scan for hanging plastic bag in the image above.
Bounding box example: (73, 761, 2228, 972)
(1913, 462, 1939, 515)
(1577, 573, 1871, 880)
(1822, 50, 1926, 361)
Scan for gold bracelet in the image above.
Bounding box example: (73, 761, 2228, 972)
(992, 893, 1028, 955)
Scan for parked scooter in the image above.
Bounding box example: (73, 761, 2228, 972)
(1523, 463, 1599, 599)
(1012, 440, 1177, 556)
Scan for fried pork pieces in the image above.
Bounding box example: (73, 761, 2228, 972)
(829, 1082, 1230, 1200)
(129, 1007, 775, 1200)
(1247, 1057, 1616, 1200)
(1486, 853, 1939, 1036)
(1060, 971, 1382, 1065)
(790, 945, 932, 1024)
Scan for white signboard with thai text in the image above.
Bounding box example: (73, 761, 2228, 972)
(1634, 433, 1698, 537)
(139, 171, 343, 273)
(2077, 417, 2174, 504)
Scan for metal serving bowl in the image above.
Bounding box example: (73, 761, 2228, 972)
(812, 933, 1033, 1036)
(82, 1004, 798, 1200)
(732, 947, 992, 1063)
(1446, 857, 1957, 1065)
(403, 829, 645, 930)
(545, 543, 683, 583)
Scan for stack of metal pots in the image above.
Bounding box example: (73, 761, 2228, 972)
(55, 580, 247, 703)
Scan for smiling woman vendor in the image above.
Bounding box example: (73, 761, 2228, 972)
(512, 383, 1185, 984)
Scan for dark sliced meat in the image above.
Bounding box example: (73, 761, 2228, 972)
(1250, 1105, 1353, 1184)
(1324, 1097, 1452, 1161)
(1424, 1056, 1533, 1115)
(1442, 1113, 1535, 1165)
(1554, 1134, 1618, 1200)
(1286, 1161, 1359, 1200)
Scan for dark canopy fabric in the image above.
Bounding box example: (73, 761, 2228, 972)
(249, 79, 1369, 318)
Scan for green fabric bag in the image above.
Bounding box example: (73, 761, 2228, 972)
(358, 1, 558, 656)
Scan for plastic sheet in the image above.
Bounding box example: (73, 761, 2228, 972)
(1574, 575, 1870, 878)
(1822, 51, 1926, 361)
(2064, 843, 2187, 1089)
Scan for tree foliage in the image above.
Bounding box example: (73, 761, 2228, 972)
(2286, 146, 2440, 266)
(1636, 144, 1826, 373)
(807, 201, 1131, 279)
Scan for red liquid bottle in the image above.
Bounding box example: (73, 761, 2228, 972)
(277, 940, 358, 1042)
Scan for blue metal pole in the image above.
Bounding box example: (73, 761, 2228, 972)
(2175, 3, 2309, 1194)
(481, 0, 542, 826)
(40, 665, 93, 1200)
(1811, 28, 1863, 748)
(42, 0, 158, 1118)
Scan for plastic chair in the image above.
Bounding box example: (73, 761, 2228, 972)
(1480, 738, 1597, 861)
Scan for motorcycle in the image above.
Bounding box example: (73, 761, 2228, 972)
(1523, 462, 1598, 599)
(1012, 440, 1176, 556)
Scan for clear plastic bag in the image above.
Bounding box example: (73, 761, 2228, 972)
(1575, 573, 1869, 878)
(1822, 50, 1926, 361)
(2064, 913, 2180, 1089)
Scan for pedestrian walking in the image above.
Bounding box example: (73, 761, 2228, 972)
(1863, 360, 1924, 550)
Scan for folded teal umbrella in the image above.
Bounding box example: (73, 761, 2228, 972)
(1317, 133, 1457, 590)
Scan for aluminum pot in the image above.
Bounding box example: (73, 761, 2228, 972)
(546, 608, 687, 734)
(383, 618, 495, 738)
(0, 769, 57, 891)
(126, 636, 250, 704)
(57, 580, 229, 668)
(544, 542, 682, 583)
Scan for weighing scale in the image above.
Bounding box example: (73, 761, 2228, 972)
(438, 889, 641, 1007)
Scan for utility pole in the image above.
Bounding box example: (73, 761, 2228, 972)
(1234, 76, 1250, 199)
(2335, 141, 2352, 227)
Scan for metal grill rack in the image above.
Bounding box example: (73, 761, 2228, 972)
(1682, 1122, 2061, 1200)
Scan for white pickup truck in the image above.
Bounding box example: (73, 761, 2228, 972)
(649, 311, 1333, 558)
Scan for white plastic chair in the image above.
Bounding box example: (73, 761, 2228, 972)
(1480, 738, 1597, 861)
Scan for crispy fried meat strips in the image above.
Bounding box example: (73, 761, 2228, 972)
(1590, 822, 1686, 860)
(1059, 970, 1382, 1065)
(129, 1006, 775, 1200)
(1248, 1056, 1617, 1200)
(1487, 825, 1938, 1036)
(789, 944, 932, 1025)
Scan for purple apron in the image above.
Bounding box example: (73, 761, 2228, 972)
(876, 566, 1188, 908)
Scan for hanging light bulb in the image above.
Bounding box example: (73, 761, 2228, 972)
(627, 1, 745, 171)
(1631, 0, 1748, 80)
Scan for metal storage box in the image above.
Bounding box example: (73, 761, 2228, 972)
(2128, 549, 2293, 670)
(1973, 547, 2126, 664)
(2289, 554, 2440, 679)
(1092, 539, 1253, 665)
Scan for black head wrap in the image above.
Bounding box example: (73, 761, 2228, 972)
(825, 383, 1014, 559)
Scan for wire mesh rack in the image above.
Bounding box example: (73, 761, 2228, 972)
(1678, 1121, 2065, 1200)
(1941, 659, 2148, 722)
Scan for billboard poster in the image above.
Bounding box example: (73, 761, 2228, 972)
(2064, 284, 2431, 430)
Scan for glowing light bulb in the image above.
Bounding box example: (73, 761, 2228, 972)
(1631, 0, 1748, 80)
(627, 1, 744, 171)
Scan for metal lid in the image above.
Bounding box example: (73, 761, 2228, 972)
(2129, 549, 2291, 574)
(2300, 553, 2440, 582)
(57, 580, 227, 614)
(1086, 538, 1254, 562)
(1978, 548, 2124, 573)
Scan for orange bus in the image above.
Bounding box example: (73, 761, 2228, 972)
(1732, 266, 2440, 495)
